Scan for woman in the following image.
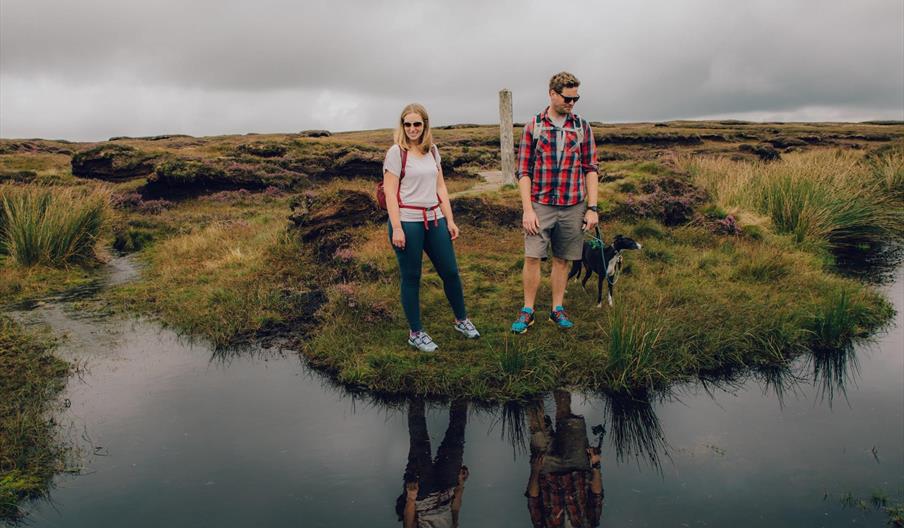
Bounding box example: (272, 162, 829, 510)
(383, 103, 479, 352)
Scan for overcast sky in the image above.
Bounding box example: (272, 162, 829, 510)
(1, 0, 902, 141)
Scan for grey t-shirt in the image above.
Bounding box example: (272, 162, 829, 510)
(549, 114, 567, 166)
(383, 144, 445, 223)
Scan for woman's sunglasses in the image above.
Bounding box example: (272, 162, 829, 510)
(403, 121, 424, 128)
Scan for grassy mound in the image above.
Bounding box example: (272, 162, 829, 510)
(91, 149, 901, 400)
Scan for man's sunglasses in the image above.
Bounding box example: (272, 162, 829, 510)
(556, 92, 580, 104)
(403, 121, 424, 128)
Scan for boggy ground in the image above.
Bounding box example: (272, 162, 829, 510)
(1, 121, 902, 519)
(4, 122, 899, 395)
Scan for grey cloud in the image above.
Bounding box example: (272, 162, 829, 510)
(1, 0, 901, 140)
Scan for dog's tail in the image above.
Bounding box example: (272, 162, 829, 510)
(568, 260, 582, 281)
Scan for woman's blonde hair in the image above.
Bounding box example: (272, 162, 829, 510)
(394, 103, 434, 154)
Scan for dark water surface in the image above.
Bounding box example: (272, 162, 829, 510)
(11, 266, 904, 527)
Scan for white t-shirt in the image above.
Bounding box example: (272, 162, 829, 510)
(549, 114, 567, 165)
(383, 144, 445, 223)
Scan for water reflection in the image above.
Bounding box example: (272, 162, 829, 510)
(397, 398, 469, 527)
(809, 344, 861, 406)
(526, 391, 604, 528)
(600, 390, 668, 471)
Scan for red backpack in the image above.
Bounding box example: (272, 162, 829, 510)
(376, 146, 442, 229)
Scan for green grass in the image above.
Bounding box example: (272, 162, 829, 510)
(0, 185, 110, 266)
(0, 316, 71, 523)
(684, 150, 904, 255)
(82, 154, 898, 400)
(301, 212, 892, 399)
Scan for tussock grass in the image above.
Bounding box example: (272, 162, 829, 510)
(602, 308, 665, 389)
(0, 185, 110, 266)
(0, 316, 71, 523)
(684, 151, 904, 254)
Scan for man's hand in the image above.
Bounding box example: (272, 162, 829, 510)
(582, 209, 599, 232)
(523, 207, 540, 235)
(406, 480, 419, 501)
(530, 453, 545, 470)
(587, 446, 601, 465)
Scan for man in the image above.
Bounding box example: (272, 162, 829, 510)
(525, 391, 604, 527)
(512, 71, 599, 333)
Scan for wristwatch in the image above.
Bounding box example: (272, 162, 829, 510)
(587, 205, 599, 213)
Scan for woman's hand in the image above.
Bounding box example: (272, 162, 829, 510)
(447, 220, 460, 240)
(406, 480, 419, 501)
(392, 226, 406, 250)
(458, 465, 470, 485)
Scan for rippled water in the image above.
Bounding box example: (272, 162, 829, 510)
(10, 263, 903, 527)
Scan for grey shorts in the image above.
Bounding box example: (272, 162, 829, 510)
(524, 202, 585, 261)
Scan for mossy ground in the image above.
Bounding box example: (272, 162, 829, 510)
(303, 205, 892, 399)
(0, 317, 71, 523)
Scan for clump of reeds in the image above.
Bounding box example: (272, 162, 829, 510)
(603, 308, 665, 390)
(0, 185, 110, 266)
(684, 151, 904, 254)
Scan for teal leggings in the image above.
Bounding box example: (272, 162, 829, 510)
(389, 218, 467, 332)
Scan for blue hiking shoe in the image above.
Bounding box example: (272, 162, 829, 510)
(511, 307, 535, 334)
(549, 306, 574, 329)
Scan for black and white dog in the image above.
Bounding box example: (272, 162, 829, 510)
(568, 235, 642, 307)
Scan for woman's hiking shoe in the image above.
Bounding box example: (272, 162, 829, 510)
(408, 331, 438, 352)
(549, 306, 574, 329)
(511, 307, 535, 334)
(454, 318, 481, 339)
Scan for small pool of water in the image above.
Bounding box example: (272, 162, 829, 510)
(10, 266, 903, 527)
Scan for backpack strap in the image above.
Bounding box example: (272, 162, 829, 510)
(396, 147, 408, 210)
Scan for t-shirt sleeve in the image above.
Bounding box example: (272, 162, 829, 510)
(383, 145, 402, 176)
(517, 121, 534, 180)
(432, 145, 442, 172)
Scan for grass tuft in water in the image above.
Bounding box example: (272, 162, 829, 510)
(0, 316, 71, 523)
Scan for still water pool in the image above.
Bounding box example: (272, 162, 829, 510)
(11, 268, 903, 527)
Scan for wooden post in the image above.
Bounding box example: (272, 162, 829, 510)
(499, 89, 515, 186)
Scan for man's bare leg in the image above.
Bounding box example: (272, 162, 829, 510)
(523, 256, 541, 309)
(550, 256, 570, 308)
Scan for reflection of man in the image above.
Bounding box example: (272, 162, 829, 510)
(526, 391, 603, 528)
(396, 399, 468, 528)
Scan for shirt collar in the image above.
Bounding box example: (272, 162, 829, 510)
(541, 106, 574, 127)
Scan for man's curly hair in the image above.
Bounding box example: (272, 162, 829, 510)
(549, 71, 580, 93)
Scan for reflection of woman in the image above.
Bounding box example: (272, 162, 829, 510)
(396, 398, 469, 527)
(526, 391, 603, 528)
(383, 104, 480, 352)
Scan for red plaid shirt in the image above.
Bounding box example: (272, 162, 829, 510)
(526, 470, 604, 528)
(517, 108, 598, 206)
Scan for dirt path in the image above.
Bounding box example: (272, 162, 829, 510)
(451, 170, 506, 198)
